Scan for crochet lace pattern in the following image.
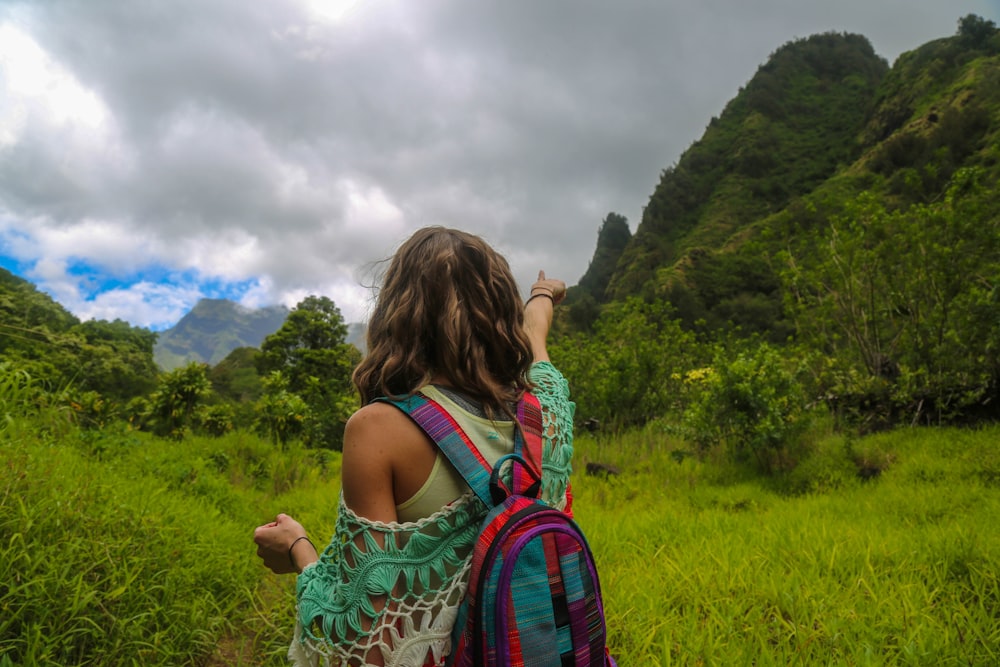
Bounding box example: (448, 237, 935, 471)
(290, 362, 575, 667)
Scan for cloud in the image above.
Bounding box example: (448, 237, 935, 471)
(0, 0, 996, 327)
(76, 282, 207, 330)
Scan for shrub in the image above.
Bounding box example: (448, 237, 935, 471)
(780, 435, 858, 495)
(253, 372, 309, 447)
(198, 403, 235, 437)
(66, 390, 119, 430)
(551, 298, 700, 429)
(683, 342, 811, 473)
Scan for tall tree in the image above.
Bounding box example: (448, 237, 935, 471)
(956, 14, 998, 48)
(257, 296, 360, 448)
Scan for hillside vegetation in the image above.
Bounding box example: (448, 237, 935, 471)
(608, 32, 889, 302)
(565, 16, 1000, 430)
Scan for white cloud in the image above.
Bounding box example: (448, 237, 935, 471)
(76, 282, 205, 329)
(0, 23, 108, 140)
(31, 219, 144, 272)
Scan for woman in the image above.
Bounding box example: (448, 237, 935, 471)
(253, 227, 574, 666)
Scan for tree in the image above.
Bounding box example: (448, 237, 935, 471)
(258, 296, 352, 389)
(146, 362, 212, 439)
(957, 14, 997, 49)
(257, 296, 360, 448)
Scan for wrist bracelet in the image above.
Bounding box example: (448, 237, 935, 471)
(288, 535, 315, 570)
(526, 292, 555, 307)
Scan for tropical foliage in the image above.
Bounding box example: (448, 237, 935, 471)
(3, 361, 998, 665)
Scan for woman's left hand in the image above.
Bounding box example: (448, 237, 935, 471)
(253, 513, 316, 574)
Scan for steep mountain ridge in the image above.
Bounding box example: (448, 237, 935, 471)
(607, 32, 889, 302)
(589, 20, 1000, 340)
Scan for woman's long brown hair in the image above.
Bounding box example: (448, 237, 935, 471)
(352, 227, 534, 417)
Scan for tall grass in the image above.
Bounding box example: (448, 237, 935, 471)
(3, 385, 999, 665)
(0, 380, 338, 665)
(572, 424, 1000, 665)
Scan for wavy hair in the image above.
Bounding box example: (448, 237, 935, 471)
(353, 227, 534, 416)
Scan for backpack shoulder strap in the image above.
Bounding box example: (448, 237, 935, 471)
(378, 393, 494, 506)
(377, 392, 545, 506)
(514, 391, 545, 494)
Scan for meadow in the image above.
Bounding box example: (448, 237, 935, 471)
(2, 391, 998, 665)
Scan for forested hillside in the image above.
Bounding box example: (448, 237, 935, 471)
(564, 16, 1000, 430)
(0, 268, 159, 401)
(608, 32, 889, 304)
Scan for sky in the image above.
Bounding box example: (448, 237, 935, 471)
(1, 0, 998, 329)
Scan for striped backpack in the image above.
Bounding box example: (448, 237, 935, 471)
(388, 391, 616, 667)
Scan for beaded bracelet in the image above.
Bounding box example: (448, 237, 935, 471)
(288, 535, 315, 570)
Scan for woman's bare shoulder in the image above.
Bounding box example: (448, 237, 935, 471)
(347, 401, 409, 428)
(343, 401, 437, 517)
(344, 402, 429, 454)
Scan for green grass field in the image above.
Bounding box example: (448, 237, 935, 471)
(2, 405, 998, 665)
(572, 424, 1000, 665)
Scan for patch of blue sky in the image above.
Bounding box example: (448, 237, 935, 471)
(63, 259, 259, 303)
(0, 229, 34, 278)
(194, 277, 261, 302)
(0, 254, 28, 277)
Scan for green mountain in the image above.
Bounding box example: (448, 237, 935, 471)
(590, 20, 999, 342)
(573, 212, 633, 304)
(558, 17, 1000, 426)
(608, 32, 888, 306)
(154, 299, 288, 371)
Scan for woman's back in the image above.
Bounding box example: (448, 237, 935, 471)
(292, 361, 575, 666)
(253, 227, 572, 666)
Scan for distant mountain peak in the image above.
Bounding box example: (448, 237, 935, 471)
(153, 298, 289, 370)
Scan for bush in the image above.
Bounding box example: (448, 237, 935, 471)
(198, 403, 235, 437)
(683, 342, 811, 473)
(551, 298, 701, 429)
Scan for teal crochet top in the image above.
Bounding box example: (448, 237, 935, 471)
(290, 362, 575, 667)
